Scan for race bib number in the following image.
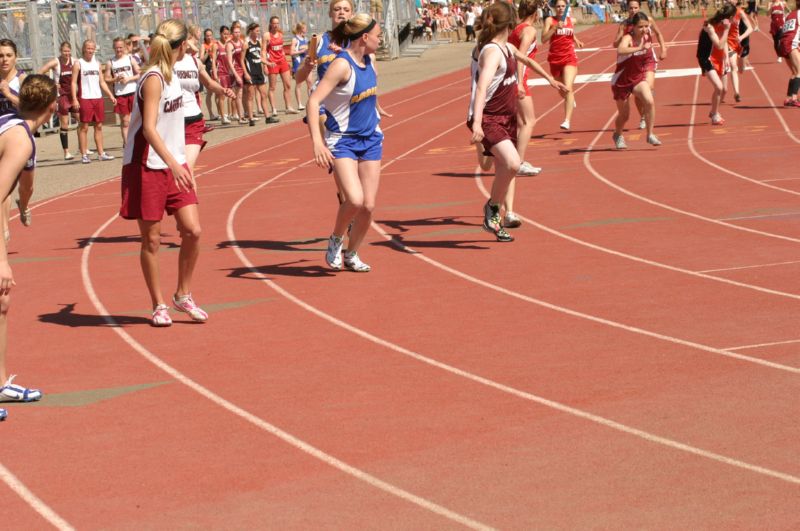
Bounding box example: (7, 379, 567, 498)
(783, 18, 797, 32)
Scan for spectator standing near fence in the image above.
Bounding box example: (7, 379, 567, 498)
(39, 42, 79, 160)
(72, 40, 116, 164)
(107, 37, 140, 148)
(543, 0, 585, 131)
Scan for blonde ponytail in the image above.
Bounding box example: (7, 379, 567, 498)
(144, 19, 187, 83)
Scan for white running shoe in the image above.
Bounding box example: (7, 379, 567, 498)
(98, 152, 115, 161)
(221, 115, 231, 125)
(503, 212, 522, 228)
(81, 154, 91, 164)
(559, 120, 570, 131)
(613, 133, 627, 150)
(639, 117, 646, 130)
(517, 161, 542, 176)
(344, 251, 371, 272)
(325, 234, 344, 270)
(64, 152, 74, 160)
(646, 134, 662, 146)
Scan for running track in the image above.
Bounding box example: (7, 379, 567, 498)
(3, 20, 798, 528)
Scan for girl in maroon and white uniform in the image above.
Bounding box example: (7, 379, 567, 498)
(121, 19, 207, 327)
(770, 0, 788, 60)
(174, 39, 234, 171)
(778, 3, 800, 105)
(542, 0, 584, 131)
(106, 37, 140, 148)
(215, 25, 233, 123)
(468, 2, 521, 244)
(225, 21, 246, 124)
(264, 15, 298, 117)
(71, 40, 116, 164)
(611, 12, 661, 149)
(38, 41, 78, 160)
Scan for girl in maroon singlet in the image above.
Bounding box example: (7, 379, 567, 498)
(611, 12, 661, 149)
(225, 21, 246, 124)
(39, 41, 78, 160)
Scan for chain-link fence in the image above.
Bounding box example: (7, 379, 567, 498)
(2, 0, 420, 72)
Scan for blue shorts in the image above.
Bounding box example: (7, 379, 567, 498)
(327, 130, 383, 161)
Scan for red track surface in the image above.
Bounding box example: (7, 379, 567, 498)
(2, 21, 798, 529)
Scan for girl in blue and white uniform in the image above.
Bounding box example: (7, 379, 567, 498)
(307, 14, 383, 273)
(0, 74, 57, 420)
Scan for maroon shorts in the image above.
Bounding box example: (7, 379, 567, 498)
(57, 94, 75, 116)
(644, 54, 657, 73)
(549, 60, 577, 79)
(218, 72, 232, 88)
(268, 60, 290, 75)
(120, 162, 198, 221)
(777, 39, 798, 59)
(79, 98, 105, 123)
(229, 72, 242, 88)
(185, 118, 208, 149)
(114, 93, 135, 115)
(467, 114, 517, 157)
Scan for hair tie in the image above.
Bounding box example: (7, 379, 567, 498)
(349, 19, 377, 39)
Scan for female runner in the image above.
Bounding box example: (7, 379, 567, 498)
(0, 74, 56, 420)
(215, 25, 232, 124)
(770, 0, 789, 62)
(726, 0, 754, 102)
(265, 15, 298, 117)
(0, 39, 33, 233)
(542, 0, 584, 131)
(777, 0, 800, 105)
(106, 37, 140, 147)
(120, 19, 206, 326)
(611, 12, 662, 149)
(39, 41, 79, 160)
(505, 0, 567, 228)
(225, 21, 247, 124)
(613, 0, 668, 129)
(308, 14, 384, 272)
(71, 39, 116, 163)
(696, 4, 736, 124)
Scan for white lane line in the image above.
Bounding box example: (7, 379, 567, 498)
(719, 211, 800, 221)
(0, 462, 74, 530)
(725, 338, 800, 351)
(230, 118, 800, 488)
(697, 259, 800, 273)
(687, 74, 800, 197)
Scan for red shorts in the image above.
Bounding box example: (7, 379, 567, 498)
(777, 39, 798, 59)
(79, 98, 105, 123)
(218, 71, 232, 88)
(229, 72, 242, 88)
(268, 60, 290, 75)
(644, 53, 657, 73)
(467, 113, 517, 156)
(57, 94, 75, 116)
(120, 162, 198, 221)
(612, 78, 646, 101)
(549, 60, 577, 79)
(114, 93, 135, 115)
(185, 118, 208, 149)
(521, 72, 531, 97)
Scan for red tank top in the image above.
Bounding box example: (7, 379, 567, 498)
(268, 32, 286, 64)
(230, 39, 244, 74)
(58, 58, 73, 97)
(770, 2, 787, 35)
(508, 23, 537, 61)
(612, 33, 650, 89)
(217, 39, 229, 75)
(548, 17, 577, 65)
(728, 8, 743, 50)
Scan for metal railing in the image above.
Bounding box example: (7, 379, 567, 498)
(2, 0, 420, 72)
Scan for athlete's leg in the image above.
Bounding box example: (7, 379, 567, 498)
(93, 123, 105, 155)
(331, 157, 363, 237)
(78, 121, 89, 155)
(614, 96, 630, 136)
(173, 204, 202, 298)
(346, 159, 381, 253)
(280, 69, 295, 111)
(0, 292, 9, 383)
(244, 84, 255, 120)
(185, 144, 202, 173)
(120, 113, 130, 147)
(633, 81, 655, 136)
(17, 169, 33, 215)
(137, 219, 165, 308)
(706, 70, 724, 118)
(562, 64, 578, 123)
(268, 72, 278, 114)
(507, 94, 535, 215)
(59, 114, 71, 156)
(729, 53, 740, 99)
(488, 139, 520, 206)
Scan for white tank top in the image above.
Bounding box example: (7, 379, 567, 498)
(110, 55, 136, 96)
(123, 69, 186, 170)
(173, 54, 202, 118)
(79, 57, 102, 99)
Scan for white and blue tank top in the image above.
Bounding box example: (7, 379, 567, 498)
(323, 51, 380, 137)
(0, 113, 36, 198)
(0, 71, 23, 116)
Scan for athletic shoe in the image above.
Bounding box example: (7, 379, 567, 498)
(98, 152, 114, 161)
(325, 234, 344, 270)
(238, 118, 249, 125)
(343, 251, 371, 272)
(16, 200, 31, 227)
(298, 105, 305, 110)
(503, 212, 522, 228)
(517, 161, 542, 176)
(86, 149, 95, 155)
(151, 304, 172, 327)
(777, 57, 782, 63)
(64, 152, 74, 161)
(482, 201, 514, 241)
(81, 154, 91, 164)
(221, 115, 231, 125)
(710, 114, 725, 125)
(265, 115, 280, 124)
(285, 108, 299, 114)
(172, 293, 209, 322)
(208, 114, 220, 121)
(613, 133, 627, 150)
(559, 120, 570, 131)
(785, 99, 800, 107)
(249, 119, 256, 127)
(734, 93, 741, 103)
(638, 117, 646, 130)
(0, 408, 6, 421)
(0, 375, 42, 402)
(646, 134, 662, 146)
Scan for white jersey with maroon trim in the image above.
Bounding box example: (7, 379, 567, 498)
(173, 54, 202, 117)
(123, 68, 186, 170)
(78, 56, 102, 99)
(110, 55, 136, 96)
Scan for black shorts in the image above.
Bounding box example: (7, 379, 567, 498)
(245, 74, 265, 86)
(740, 37, 751, 58)
(697, 57, 714, 74)
(746, 1, 757, 14)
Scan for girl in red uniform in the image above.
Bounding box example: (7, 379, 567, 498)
(120, 19, 206, 327)
(468, 1, 521, 243)
(215, 25, 232, 124)
(39, 42, 78, 160)
(106, 37, 140, 148)
(542, 0, 584, 131)
(611, 12, 661, 149)
(697, 5, 735, 124)
(777, 2, 800, 105)
(770, 0, 789, 61)
(725, 0, 754, 102)
(505, 0, 567, 227)
(264, 15, 298, 117)
(225, 21, 247, 124)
